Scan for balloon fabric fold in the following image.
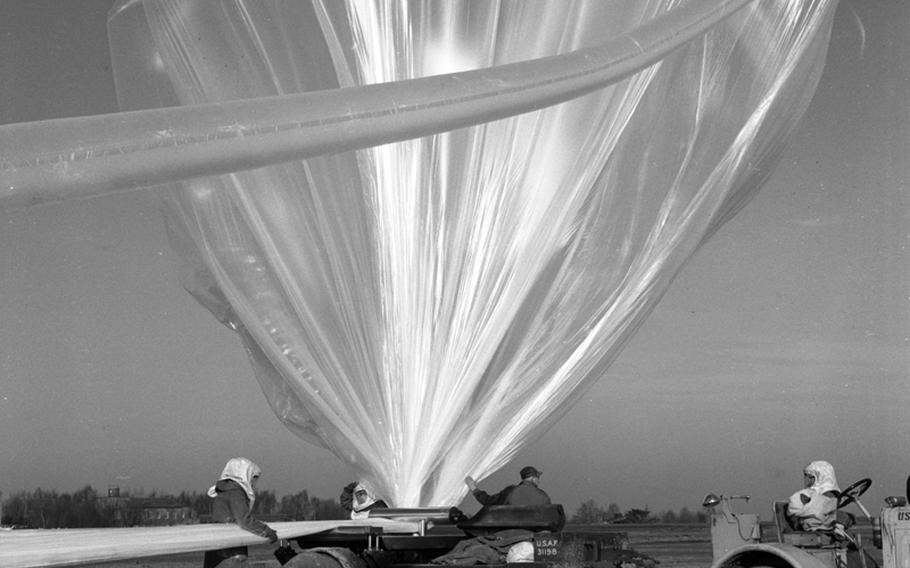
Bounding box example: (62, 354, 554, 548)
(0, 0, 755, 207)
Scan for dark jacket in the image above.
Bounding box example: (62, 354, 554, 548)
(211, 479, 277, 542)
(472, 480, 552, 507)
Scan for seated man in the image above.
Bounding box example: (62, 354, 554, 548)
(465, 466, 552, 507)
(787, 460, 840, 531)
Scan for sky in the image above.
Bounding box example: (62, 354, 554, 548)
(0, 0, 907, 519)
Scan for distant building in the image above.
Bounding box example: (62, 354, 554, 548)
(129, 497, 199, 526)
(98, 487, 198, 527)
(98, 486, 131, 526)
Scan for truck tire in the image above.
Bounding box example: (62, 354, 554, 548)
(284, 547, 367, 568)
(712, 544, 832, 568)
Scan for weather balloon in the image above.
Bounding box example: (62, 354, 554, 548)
(77, 0, 838, 507)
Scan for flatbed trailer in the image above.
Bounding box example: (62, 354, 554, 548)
(286, 505, 648, 568)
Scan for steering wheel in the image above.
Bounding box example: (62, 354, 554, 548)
(838, 478, 872, 509)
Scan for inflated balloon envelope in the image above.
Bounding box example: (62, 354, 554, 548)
(92, 0, 837, 506)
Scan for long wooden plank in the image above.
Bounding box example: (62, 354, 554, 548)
(0, 519, 421, 568)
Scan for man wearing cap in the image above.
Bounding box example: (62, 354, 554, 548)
(465, 466, 552, 506)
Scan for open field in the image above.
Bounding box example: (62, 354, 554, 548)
(68, 522, 883, 568)
(86, 524, 714, 568)
(567, 524, 712, 568)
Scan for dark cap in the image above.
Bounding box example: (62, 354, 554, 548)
(520, 466, 542, 479)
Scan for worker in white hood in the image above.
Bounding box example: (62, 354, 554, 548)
(340, 481, 388, 519)
(787, 460, 840, 531)
(204, 457, 279, 568)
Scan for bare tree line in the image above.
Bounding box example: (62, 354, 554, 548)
(569, 499, 708, 524)
(0, 487, 706, 529)
(0, 486, 345, 528)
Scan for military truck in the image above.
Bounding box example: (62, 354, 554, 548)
(704, 477, 910, 568)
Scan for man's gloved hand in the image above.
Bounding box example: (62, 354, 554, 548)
(837, 511, 856, 529)
(340, 482, 357, 511)
(832, 522, 859, 548)
(274, 540, 298, 565)
(448, 507, 469, 524)
(265, 527, 279, 544)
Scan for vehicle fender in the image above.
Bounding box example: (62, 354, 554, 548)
(710, 542, 833, 568)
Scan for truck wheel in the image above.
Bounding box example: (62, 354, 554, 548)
(284, 548, 367, 568)
(714, 546, 831, 568)
(718, 551, 794, 568)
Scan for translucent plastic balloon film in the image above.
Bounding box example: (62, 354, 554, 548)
(108, 0, 837, 506)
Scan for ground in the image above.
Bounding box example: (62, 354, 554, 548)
(90, 525, 712, 568)
(77, 522, 885, 568)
